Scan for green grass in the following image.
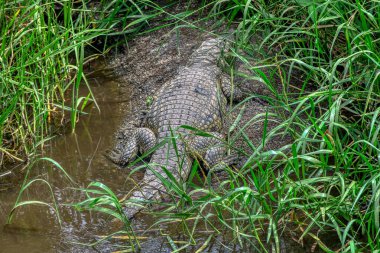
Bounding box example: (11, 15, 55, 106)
(77, 0, 379, 252)
(0, 0, 163, 164)
(3, 0, 379, 252)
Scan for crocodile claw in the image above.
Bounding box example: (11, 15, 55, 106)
(105, 150, 122, 164)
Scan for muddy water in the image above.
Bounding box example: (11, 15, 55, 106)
(0, 70, 138, 252)
(0, 68, 316, 252)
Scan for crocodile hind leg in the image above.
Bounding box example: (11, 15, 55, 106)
(187, 132, 237, 169)
(108, 127, 156, 166)
(221, 74, 246, 103)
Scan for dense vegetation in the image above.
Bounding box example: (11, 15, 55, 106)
(0, 0, 160, 164)
(2, 0, 379, 252)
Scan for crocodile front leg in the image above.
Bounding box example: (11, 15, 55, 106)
(108, 127, 156, 166)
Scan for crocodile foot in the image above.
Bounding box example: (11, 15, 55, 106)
(105, 149, 123, 165)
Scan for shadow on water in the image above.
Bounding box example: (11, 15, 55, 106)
(0, 64, 324, 253)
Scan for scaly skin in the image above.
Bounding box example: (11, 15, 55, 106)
(109, 38, 242, 218)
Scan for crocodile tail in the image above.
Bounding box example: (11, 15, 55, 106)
(124, 142, 191, 219)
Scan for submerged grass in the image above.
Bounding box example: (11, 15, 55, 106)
(3, 0, 379, 252)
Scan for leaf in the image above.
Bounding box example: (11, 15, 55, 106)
(295, 0, 313, 7)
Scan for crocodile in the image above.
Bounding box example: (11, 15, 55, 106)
(108, 37, 245, 219)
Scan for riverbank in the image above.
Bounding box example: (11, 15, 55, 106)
(1, 1, 379, 252)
